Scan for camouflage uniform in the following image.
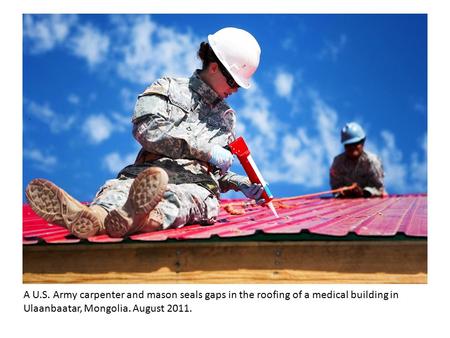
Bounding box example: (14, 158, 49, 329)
(91, 71, 248, 229)
(329, 150, 385, 197)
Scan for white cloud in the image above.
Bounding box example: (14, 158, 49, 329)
(24, 15, 108, 68)
(24, 148, 57, 172)
(261, 94, 340, 188)
(82, 113, 130, 144)
(311, 93, 341, 161)
(69, 24, 110, 67)
(25, 100, 76, 133)
(238, 82, 282, 142)
(120, 88, 138, 111)
(279, 130, 328, 187)
(319, 34, 347, 62)
(103, 152, 137, 174)
(115, 15, 201, 84)
(367, 131, 428, 193)
(274, 71, 294, 98)
(378, 130, 408, 191)
(82, 115, 114, 144)
(25, 98, 128, 145)
(25, 15, 204, 85)
(23, 14, 77, 53)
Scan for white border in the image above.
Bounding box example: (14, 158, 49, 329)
(2, 0, 449, 336)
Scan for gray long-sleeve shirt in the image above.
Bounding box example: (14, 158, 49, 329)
(329, 150, 385, 197)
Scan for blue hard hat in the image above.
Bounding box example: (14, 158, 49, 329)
(341, 122, 366, 145)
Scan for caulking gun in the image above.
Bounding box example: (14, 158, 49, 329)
(228, 137, 279, 218)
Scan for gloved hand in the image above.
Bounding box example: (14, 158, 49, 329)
(231, 175, 265, 204)
(208, 145, 233, 175)
(240, 182, 265, 205)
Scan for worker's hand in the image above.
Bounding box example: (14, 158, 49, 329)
(341, 183, 364, 198)
(208, 145, 233, 175)
(240, 182, 265, 204)
(352, 184, 364, 197)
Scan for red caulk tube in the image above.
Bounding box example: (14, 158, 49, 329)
(228, 137, 279, 218)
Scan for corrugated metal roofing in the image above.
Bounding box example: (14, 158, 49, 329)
(22, 194, 427, 245)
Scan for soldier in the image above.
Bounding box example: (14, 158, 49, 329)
(26, 27, 264, 239)
(329, 122, 386, 198)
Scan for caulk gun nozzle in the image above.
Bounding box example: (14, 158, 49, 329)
(267, 201, 279, 218)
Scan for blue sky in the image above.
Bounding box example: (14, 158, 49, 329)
(23, 14, 427, 202)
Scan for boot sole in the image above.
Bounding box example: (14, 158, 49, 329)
(104, 209, 132, 238)
(26, 178, 65, 225)
(25, 178, 101, 239)
(128, 167, 169, 215)
(106, 167, 168, 238)
(69, 210, 102, 239)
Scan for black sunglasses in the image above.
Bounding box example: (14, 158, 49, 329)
(217, 61, 240, 89)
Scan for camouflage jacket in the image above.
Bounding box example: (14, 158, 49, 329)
(118, 71, 249, 196)
(329, 150, 385, 197)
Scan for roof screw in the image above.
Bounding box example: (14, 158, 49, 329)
(174, 260, 181, 273)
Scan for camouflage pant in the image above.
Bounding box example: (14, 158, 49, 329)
(90, 177, 219, 229)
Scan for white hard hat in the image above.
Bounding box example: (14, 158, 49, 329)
(208, 27, 261, 89)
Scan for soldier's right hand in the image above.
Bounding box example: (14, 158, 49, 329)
(209, 145, 233, 175)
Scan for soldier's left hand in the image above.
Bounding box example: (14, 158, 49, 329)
(208, 145, 233, 175)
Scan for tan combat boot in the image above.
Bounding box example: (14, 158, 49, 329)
(105, 167, 168, 238)
(25, 179, 107, 239)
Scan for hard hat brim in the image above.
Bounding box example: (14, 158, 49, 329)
(208, 34, 252, 89)
(234, 77, 250, 89)
(342, 136, 365, 145)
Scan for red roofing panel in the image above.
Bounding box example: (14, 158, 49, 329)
(22, 194, 427, 245)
